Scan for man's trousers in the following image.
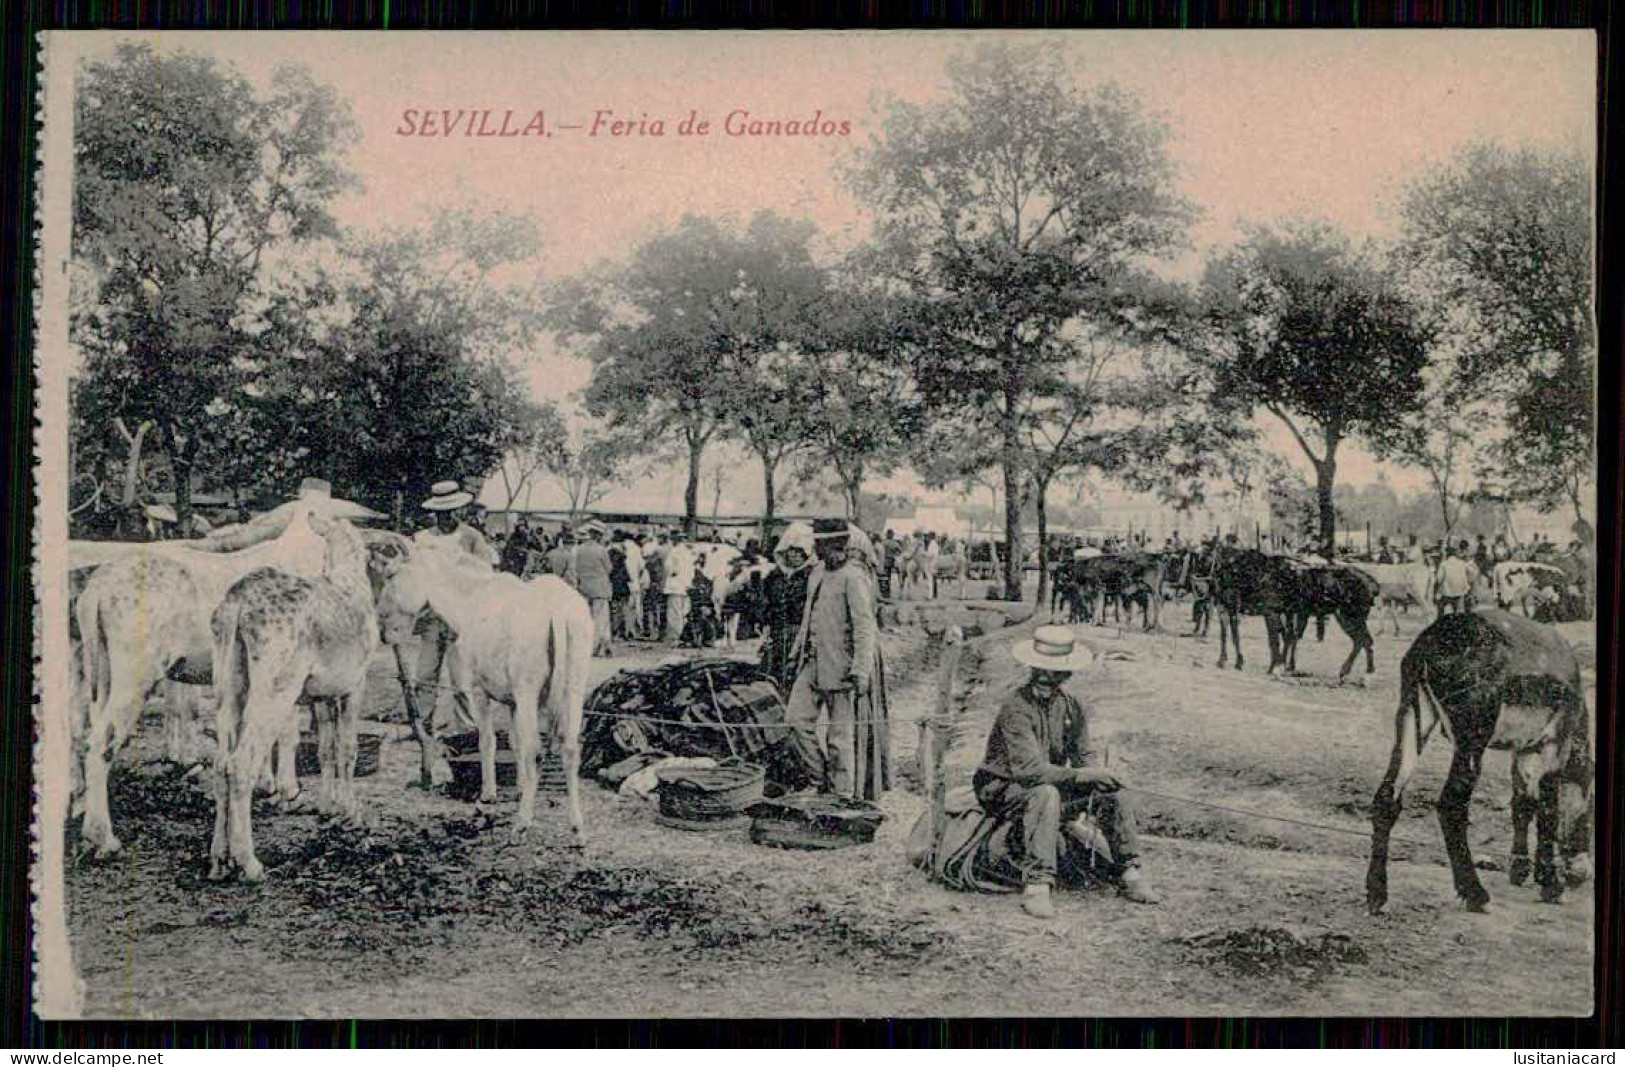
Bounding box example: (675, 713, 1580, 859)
(785, 665, 859, 796)
(973, 773, 1142, 886)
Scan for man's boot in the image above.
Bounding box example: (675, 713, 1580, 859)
(1118, 863, 1160, 905)
(1022, 883, 1057, 919)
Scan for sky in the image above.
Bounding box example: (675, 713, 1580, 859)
(62, 30, 1597, 517)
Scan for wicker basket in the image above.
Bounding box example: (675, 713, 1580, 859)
(654, 761, 766, 822)
(294, 732, 382, 778)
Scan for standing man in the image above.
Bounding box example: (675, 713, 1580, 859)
(975, 625, 1159, 918)
(665, 532, 696, 644)
(573, 521, 615, 657)
(1434, 542, 1475, 615)
(546, 527, 576, 584)
(786, 519, 878, 797)
(411, 479, 498, 736)
(623, 531, 647, 639)
(923, 533, 942, 600)
(644, 534, 668, 641)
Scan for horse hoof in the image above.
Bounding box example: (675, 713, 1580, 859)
(1459, 895, 1492, 914)
(479, 792, 499, 806)
(1508, 857, 1532, 886)
(1539, 882, 1565, 905)
(207, 860, 229, 882)
(241, 860, 265, 885)
(1564, 856, 1592, 887)
(87, 839, 123, 863)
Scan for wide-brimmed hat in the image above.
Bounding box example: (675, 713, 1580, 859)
(812, 518, 850, 543)
(581, 520, 608, 539)
(775, 522, 815, 559)
(1012, 625, 1097, 672)
(422, 479, 474, 512)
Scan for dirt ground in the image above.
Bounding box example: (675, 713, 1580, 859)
(65, 590, 1595, 1018)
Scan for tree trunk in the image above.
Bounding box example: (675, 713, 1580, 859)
(1001, 384, 1023, 602)
(843, 464, 865, 528)
(118, 419, 152, 508)
(759, 449, 777, 538)
(684, 435, 704, 538)
(174, 446, 196, 540)
(1314, 448, 1338, 559)
(1034, 479, 1050, 607)
(1002, 459, 1023, 601)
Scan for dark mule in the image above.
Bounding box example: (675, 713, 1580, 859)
(1078, 553, 1165, 632)
(1050, 558, 1091, 623)
(1281, 564, 1379, 680)
(1366, 609, 1590, 914)
(1207, 547, 1300, 672)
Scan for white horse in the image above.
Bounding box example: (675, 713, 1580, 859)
(376, 544, 593, 844)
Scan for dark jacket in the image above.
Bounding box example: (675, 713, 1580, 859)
(975, 682, 1098, 789)
(761, 565, 811, 691)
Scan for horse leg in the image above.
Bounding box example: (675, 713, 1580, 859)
(314, 699, 342, 813)
(1264, 615, 1282, 675)
(553, 702, 585, 846)
(335, 692, 361, 821)
(1438, 743, 1490, 911)
(1509, 753, 1536, 887)
(474, 694, 499, 805)
(1527, 743, 1566, 903)
(1334, 611, 1369, 681)
(509, 683, 543, 842)
(1561, 744, 1594, 886)
(1367, 679, 1425, 914)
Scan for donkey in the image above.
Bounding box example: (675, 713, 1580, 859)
(1280, 564, 1379, 680)
(1206, 547, 1300, 673)
(376, 544, 594, 845)
(208, 514, 377, 883)
(1366, 609, 1590, 914)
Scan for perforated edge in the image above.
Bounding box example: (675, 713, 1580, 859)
(31, 30, 86, 1020)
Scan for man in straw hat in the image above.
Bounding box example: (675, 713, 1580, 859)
(410, 478, 499, 737)
(974, 625, 1159, 918)
(785, 518, 878, 796)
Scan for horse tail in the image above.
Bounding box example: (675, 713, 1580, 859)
(213, 603, 246, 750)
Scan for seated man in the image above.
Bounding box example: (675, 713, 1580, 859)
(974, 625, 1158, 918)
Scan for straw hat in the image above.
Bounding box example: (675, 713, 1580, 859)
(1011, 625, 1097, 672)
(422, 479, 474, 512)
(774, 522, 815, 560)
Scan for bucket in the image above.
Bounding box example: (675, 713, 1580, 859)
(294, 732, 382, 778)
(747, 795, 886, 850)
(443, 730, 569, 800)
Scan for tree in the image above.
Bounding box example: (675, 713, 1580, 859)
(1195, 223, 1431, 557)
(1398, 143, 1593, 523)
(706, 214, 828, 532)
(72, 43, 356, 535)
(249, 211, 548, 525)
(1385, 369, 1486, 548)
(790, 278, 921, 529)
(566, 214, 819, 536)
(543, 423, 647, 519)
(494, 402, 569, 512)
(850, 42, 1194, 597)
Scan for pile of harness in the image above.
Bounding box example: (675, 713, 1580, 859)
(581, 658, 802, 790)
